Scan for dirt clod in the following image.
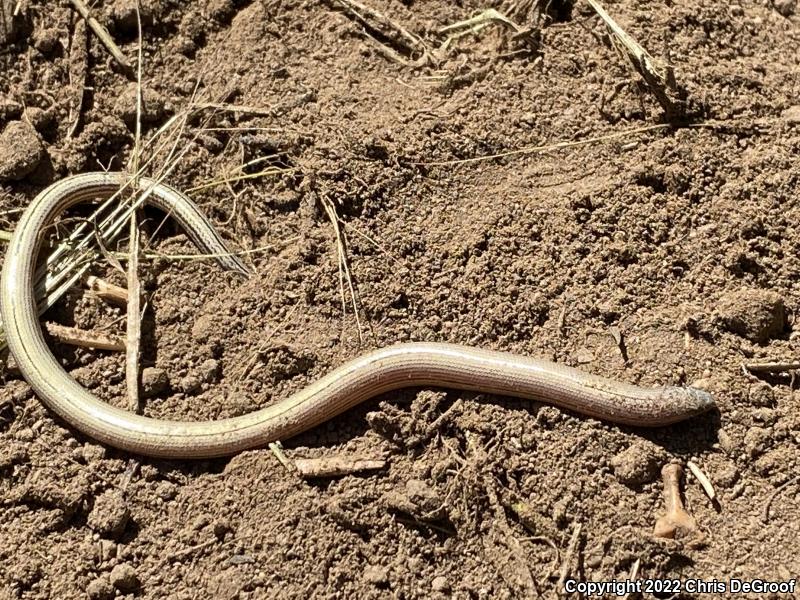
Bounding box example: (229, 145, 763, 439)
(0, 121, 44, 181)
(431, 576, 450, 593)
(716, 288, 786, 343)
(109, 563, 140, 593)
(87, 575, 115, 600)
(141, 367, 170, 397)
(611, 440, 665, 487)
(363, 565, 389, 587)
(87, 490, 131, 539)
(112, 83, 170, 129)
(32, 27, 59, 54)
(783, 105, 800, 125)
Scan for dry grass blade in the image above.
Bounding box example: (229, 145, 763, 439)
(320, 194, 364, 343)
(409, 123, 671, 166)
(328, 0, 429, 66)
(586, 0, 681, 118)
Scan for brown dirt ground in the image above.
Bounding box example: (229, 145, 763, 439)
(1, 0, 800, 598)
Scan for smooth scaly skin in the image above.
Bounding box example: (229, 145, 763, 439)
(0, 172, 716, 459)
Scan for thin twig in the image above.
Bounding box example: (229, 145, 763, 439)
(687, 460, 717, 503)
(294, 456, 386, 479)
(84, 275, 128, 305)
(762, 476, 799, 524)
(67, 18, 88, 138)
(556, 523, 583, 597)
(68, 0, 133, 76)
(44, 322, 125, 351)
(743, 361, 800, 374)
(125, 2, 144, 414)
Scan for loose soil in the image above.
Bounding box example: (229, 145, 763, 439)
(1, 0, 799, 598)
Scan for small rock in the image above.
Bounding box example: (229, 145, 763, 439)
(198, 358, 220, 383)
(109, 563, 139, 593)
(716, 288, 786, 343)
(748, 382, 775, 407)
(773, 0, 796, 16)
(141, 367, 169, 397)
(363, 565, 389, 587)
(206, 0, 235, 22)
(782, 105, 800, 126)
(112, 83, 170, 129)
(717, 428, 738, 454)
(32, 27, 60, 54)
(0, 442, 28, 470)
(87, 490, 130, 538)
(611, 441, 665, 487)
(431, 576, 450, 593)
(86, 575, 115, 600)
(14, 427, 34, 442)
(0, 121, 44, 181)
(213, 518, 232, 540)
(752, 408, 777, 425)
(714, 461, 740, 488)
(155, 481, 177, 501)
(178, 375, 202, 394)
(744, 426, 771, 458)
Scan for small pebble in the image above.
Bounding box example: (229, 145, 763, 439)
(0, 121, 44, 181)
(99, 540, 118, 562)
(748, 382, 775, 408)
(155, 481, 177, 501)
(717, 429, 738, 454)
(86, 575, 115, 600)
(363, 565, 389, 587)
(213, 518, 232, 540)
(14, 428, 34, 442)
(432, 576, 450, 593)
(109, 562, 139, 593)
(141, 367, 170, 397)
(87, 490, 130, 539)
(109, 0, 151, 35)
